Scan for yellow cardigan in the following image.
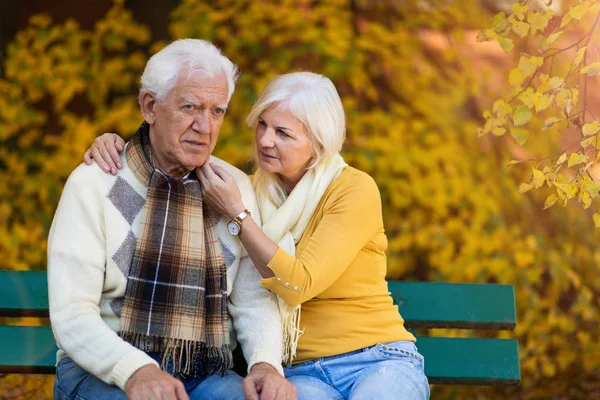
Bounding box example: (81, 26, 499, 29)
(262, 167, 415, 364)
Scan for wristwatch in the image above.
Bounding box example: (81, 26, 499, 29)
(227, 209, 251, 236)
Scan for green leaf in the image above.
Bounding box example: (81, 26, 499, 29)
(509, 68, 526, 86)
(583, 121, 599, 136)
(510, 127, 529, 145)
(544, 194, 558, 210)
(532, 168, 546, 188)
(513, 105, 532, 126)
(594, 213, 600, 228)
(492, 12, 508, 32)
(569, 2, 590, 20)
(512, 3, 528, 21)
(567, 153, 590, 168)
(527, 11, 549, 35)
(498, 37, 514, 53)
(512, 21, 530, 37)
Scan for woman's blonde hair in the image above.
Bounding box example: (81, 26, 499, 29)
(247, 72, 346, 206)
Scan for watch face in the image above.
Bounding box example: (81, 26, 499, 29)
(228, 221, 240, 235)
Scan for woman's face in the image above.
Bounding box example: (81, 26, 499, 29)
(255, 104, 315, 188)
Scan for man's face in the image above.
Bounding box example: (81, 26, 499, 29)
(148, 72, 229, 177)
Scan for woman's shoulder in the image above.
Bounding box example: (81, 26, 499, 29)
(331, 166, 379, 192)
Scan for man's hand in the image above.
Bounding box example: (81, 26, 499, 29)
(125, 364, 189, 400)
(243, 363, 297, 400)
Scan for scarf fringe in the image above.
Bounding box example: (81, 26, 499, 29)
(279, 300, 304, 365)
(121, 332, 233, 378)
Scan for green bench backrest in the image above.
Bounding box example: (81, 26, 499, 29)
(0, 271, 520, 385)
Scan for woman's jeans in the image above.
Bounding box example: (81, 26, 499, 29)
(54, 355, 245, 400)
(285, 340, 430, 400)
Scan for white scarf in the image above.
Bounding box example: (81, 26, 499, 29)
(255, 153, 347, 364)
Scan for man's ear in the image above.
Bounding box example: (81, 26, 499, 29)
(140, 90, 158, 124)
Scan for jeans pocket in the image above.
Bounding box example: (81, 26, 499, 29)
(372, 341, 425, 370)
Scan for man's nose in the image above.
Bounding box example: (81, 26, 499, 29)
(192, 111, 210, 134)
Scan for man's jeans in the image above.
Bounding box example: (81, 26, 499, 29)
(284, 340, 430, 400)
(54, 356, 245, 400)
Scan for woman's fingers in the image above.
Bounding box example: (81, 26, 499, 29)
(107, 134, 123, 170)
(209, 163, 233, 182)
(83, 149, 93, 165)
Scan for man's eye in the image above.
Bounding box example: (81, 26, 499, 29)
(183, 105, 194, 110)
(215, 108, 224, 115)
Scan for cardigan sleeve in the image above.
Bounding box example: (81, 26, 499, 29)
(47, 165, 158, 391)
(227, 170, 284, 375)
(261, 172, 384, 307)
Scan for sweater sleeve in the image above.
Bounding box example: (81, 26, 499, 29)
(227, 173, 284, 375)
(261, 173, 383, 307)
(47, 165, 158, 391)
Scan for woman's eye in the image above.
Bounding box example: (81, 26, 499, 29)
(277, 129, 290, 138)
(258, 120, 267, 126)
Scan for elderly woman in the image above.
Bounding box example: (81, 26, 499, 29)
(86, 72, 429, 399)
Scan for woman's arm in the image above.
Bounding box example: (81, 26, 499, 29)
(83, 133, 126, 175)
(199, 163, 383, 307)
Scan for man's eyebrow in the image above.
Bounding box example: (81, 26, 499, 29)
(182, 97, 200, 106)
(216, 103, 228, 110)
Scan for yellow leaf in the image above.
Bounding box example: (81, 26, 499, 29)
(518, 55, 538, 77)
(512, 3, 528, 21)
(567, 153, 589, 168)
(569, 2, 590, 20)
(527, 11, 549, 35)
(544, 194, 558, 209)
(581, 62, 600, 76)
(519, 182, 533, 193)
(511, 127, 529, 145)
(509, 68, 526, 87)
(492, 12, 508, 32)
(574, 46, 587, 67)
(560, 12, 573, 28)
(543, 117, 561, 130)
(513, 105, 532, 126)
(532, 167, 545, 188)
(533, 92, 552, 112)
(594, 213, 600, 228)
(547, 31, 562, 45)
(512, 21, 530, 37)
(582, 121, 599, 136)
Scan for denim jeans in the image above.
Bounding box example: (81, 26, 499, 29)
(54, 356, 245, 400)
(284, 340, 430, 400)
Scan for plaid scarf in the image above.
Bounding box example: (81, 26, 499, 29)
(120, 123, 232, 378)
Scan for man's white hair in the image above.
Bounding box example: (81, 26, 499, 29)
(140, 39, 239, 103)
(248, 72, 346, 205)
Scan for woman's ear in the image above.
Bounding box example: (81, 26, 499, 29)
(140, 90, 158, 124)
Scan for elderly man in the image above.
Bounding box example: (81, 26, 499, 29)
(48, 39, 294, 400)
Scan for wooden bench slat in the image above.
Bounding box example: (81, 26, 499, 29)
(0, 271, 49, 318)
(0, 326, 520, 385)
(1, 272, 518, 330)
(417, 336, 520, 385)
(389, 281, 517, 330)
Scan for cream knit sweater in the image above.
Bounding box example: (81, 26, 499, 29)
(47, 152, 283, 391)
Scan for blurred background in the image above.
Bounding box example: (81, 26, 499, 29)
(1, 0, 599, 398)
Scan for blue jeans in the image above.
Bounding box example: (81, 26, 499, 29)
(285, 341, 430, 400)
(54, 356, 245, 400)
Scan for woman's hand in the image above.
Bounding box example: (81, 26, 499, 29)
(83, 133, 126, 175)
(198, 163, 246, 220)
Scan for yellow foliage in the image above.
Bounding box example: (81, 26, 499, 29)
(2, 0, 600, 398)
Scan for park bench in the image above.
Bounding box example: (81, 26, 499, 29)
(0, 270, 520, 386)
